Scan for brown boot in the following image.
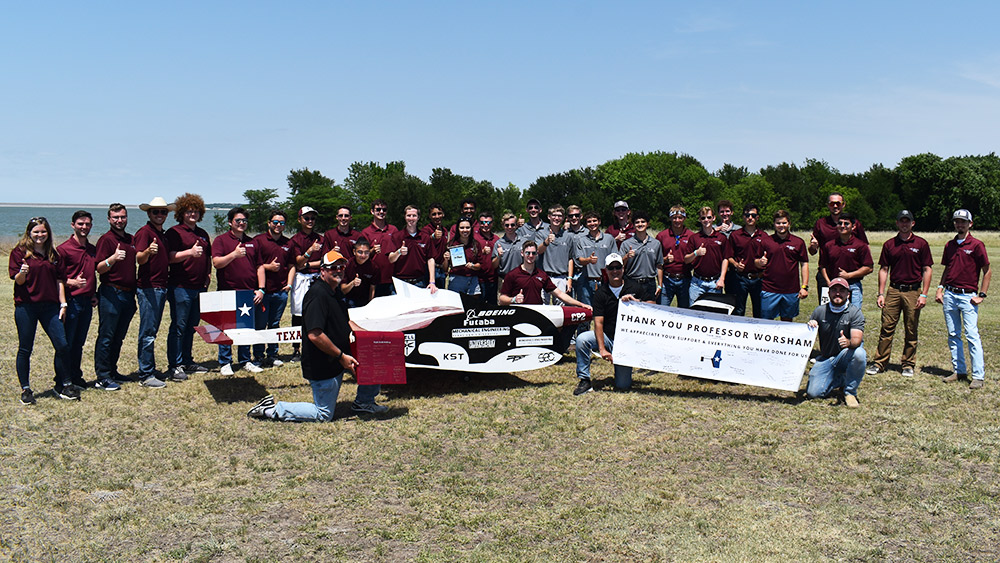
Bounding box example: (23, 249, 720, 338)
(942, 373, 961, 383)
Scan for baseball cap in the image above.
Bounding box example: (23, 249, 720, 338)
(526, 198, 541, 208)
(828, 277, 849, 289)
(605, 253, 624, 267)
(896, 210, 914, 221)
(953, 209, 973, 222)
(299, 206, 318, 217)
(320, 249, 346, 268)
(614, 200, 629, 210)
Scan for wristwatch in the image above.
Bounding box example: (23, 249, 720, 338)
(978, 292, 987, 298)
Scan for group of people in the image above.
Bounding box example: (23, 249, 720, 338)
(10, 193, 991, 416)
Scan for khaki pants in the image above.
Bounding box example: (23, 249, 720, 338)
(873, 286, 921, 369)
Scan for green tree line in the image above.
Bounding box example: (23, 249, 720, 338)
(216, 152, 1000, 234)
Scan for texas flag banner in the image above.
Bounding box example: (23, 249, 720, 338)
(200, 290, 256, 340)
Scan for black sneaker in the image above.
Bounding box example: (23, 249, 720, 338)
(573, 378, 593, 396)
(71, 377, 89, 389)
(184, 363, 209, 374)
(20, 388, 36, 405)
(169, 367, 189, 382)
(289, 353, 301, 363)
(247, 395, 276, 420)
(352, 402, 388, 415)
(55, 386, 81, 401)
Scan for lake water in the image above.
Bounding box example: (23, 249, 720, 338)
(0, 205, 229, 243)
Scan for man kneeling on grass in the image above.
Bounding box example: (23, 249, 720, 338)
(248, 250, 386, 422)
(805, 277, 866, 407)
(574, 253, 654, 395)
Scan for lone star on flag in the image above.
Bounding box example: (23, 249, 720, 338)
(238, 303, 253, 317)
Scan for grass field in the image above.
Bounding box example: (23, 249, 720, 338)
(1, 231, 998, 562)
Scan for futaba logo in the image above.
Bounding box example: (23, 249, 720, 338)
(464, 309, 515, 326)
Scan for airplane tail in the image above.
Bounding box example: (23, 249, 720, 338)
(197, 290, 256, 345)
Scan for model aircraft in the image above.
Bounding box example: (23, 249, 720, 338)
(196, 279, 592, 373)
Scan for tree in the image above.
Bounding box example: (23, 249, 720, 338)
(283, 168, 352, 232)
(242, 188, 281, 234)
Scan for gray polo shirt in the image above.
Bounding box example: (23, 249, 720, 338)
(809, 304, 865, 360)
(620, 234, 663, 280)
(539, 228, 573, 277)
(517, 220, 549, 244)
(574, 231, 617, 279)
(493, 234, 525, 276)
(714, 222, 741, 239)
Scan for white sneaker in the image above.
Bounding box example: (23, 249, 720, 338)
(270, 358, 284, 367)
(245, 362, 264, 374)
(220, 364, 235, 376)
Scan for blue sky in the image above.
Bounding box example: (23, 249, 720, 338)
(2, 1, 998, 204)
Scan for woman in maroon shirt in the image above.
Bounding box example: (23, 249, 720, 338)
(9, 217, 76, 404)
(443, 217, 486, 297)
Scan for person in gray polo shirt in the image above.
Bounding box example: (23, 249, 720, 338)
(538, 205, 573, 305)
(493, 212, 525, 278)
(516, 198, 549, 244)
(619, 210, 663, 301)
(571, 211, 617, 307)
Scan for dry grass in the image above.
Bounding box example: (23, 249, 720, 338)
(1, 232, 999, 562)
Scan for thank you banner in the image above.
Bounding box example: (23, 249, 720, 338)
(613, 301, 816, 391)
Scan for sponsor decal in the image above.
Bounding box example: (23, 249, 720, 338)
(452, 327, 511, 338)
(469, 339, 496, 349)
(404, 333, 415, 355)
(537, 352, 556, 363)
(463, 308, 516, 326)
(506, 354, 528, 362)
(515, 336, 553, 346)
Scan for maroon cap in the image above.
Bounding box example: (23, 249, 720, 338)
(828, 277, 849, 289)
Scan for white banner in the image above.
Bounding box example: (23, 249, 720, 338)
(613, 301, 816, 391)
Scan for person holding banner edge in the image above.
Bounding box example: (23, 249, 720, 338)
(805, 277, 866, 407)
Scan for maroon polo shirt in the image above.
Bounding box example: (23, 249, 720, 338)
(757, 233, 808, 294)
(392, 229, 433, 279)
(344, 257, 378, 306)
(813, 215, 868, 267)
(500, 265, 556, 305)
(134, 222, 170, 289)
(656, 228, 694, 277)
(96, 229, 137, 288)
(213, 230, 259, 291)
(606, 222, 636, 248)
(685, 230, 732, 279)
(289, 230, 322, 275)
(822, 235, 874, 281)
(360, 223, 399, 284)
(941, 234, 990, 292)
(166, 224, 212, 289)
(474, 230, 500, 282)
(253, 232, 295, 293)
(321, 227, 361, 257)
(879, 234, 933, 285)
(57, 236, 97, 297)
(421, 223, 448, 263)
(9, 246, 66, 305)
(727, 228, 765, 275)
(447, 240, 486, 277)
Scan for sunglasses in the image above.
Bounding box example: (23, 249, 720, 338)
(503, 222, 517, 228)
(829, 201, 844, 206)
(607, 264, 624, 270)
(523, 250, 538, 256)
(744, 212, 758, 218)
(373, 207, 387, 212)
(568, 213, 581, 218)
(837, 221, 853, 226)
(234, 218, 248, 225)
(271, 220, 286, 225)
(527, 205, 541, 210)
(30, 216, 48, 224)
(301, 215, 317, 221)
(149, 209, 169, 216)
(480, 221, 493, 226)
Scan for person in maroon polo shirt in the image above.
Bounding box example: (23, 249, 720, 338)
(94, 203, 138, 390)
(935, 209, 991, 389)
(254, 208, 295, 367)
(443, 217, 486, 297)
(726, 204, 766, 317)
(475, 211, 500, 306)
(166, 193, 212, 381)
(499, 240, 590, 309)
(867, 210, 934, 377)
(341, 238, 378, 308)
(755, 209, 809, 321)
(391, 205, 437, 289)
(134, 196, 175, 388)
(809, 192, 868, 303)
(447, 198, 480, 242)
(10, 216, 75, 404)
(820, 213, 873, 311)
(421, 202, 448, 288)
(360, 198, 402, 297)
(57, 210, 97, 390)
(656, 205, 694, 308)
(320, 205, 361, 258)
(288, 206, 323, 362)
(213, 207, 263, 376)
(683, 206, 731, 305)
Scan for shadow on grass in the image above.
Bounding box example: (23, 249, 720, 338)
(204, 376, 271, 404)
(382, 368, 551, 399)
(920, 364, 952, 377)
(595, 371, 807, 405)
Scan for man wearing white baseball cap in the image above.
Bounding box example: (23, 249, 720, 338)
(573, 253, 654, 395)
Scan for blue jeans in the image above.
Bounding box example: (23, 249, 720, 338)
(64, 294, 93, 383)
(435, 269, 448, 290)
(448, 275, 479, 295)
(943, 290, 984, 380)
(254, 290, 288, 361)
(849, 281, 863, 311)
(575, 331, 633, 390)
(479, 279, 498, 307)
(14, 302, 70, 389)
(137, 287, 168, 377)
(689, 276, 722, 305)
(167, 287, 201, 369)
(218, 343, 251, 366)
(732, 274, 762, 317)
(660, 276, 690, 308)
(95, 284, 137, 379)
(807, 346, 867, 398)
(273, 374, 381, 422)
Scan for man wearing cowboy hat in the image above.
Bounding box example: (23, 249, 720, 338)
(133, 196, 176, 387)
